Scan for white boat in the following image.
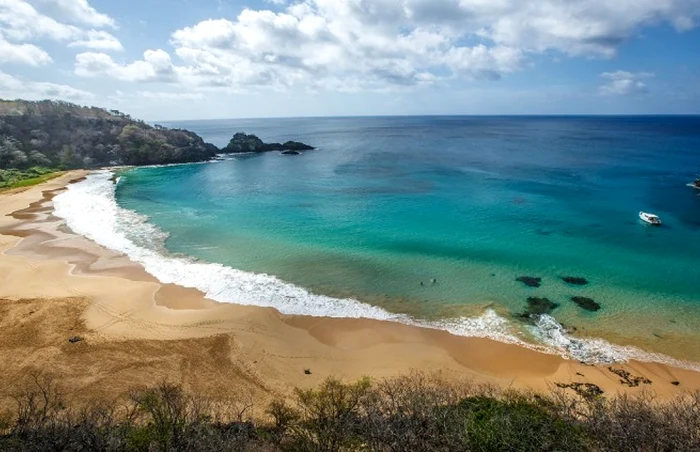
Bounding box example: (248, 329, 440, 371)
(639, 211, 661, 226)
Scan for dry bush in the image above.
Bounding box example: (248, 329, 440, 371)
(1, 372, 699, 451)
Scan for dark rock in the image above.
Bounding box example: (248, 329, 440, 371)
(555, 382, 604, 399)
(671, 380, 680, 386)
(68, 336, 83, 344)
(281, 150, 301, 155)
(223, 132, 315, 154)
(304, 368, 312, 375)
(518, 297, 559, 319)
(561, 276, 589, 285)
(224, 132, 265, 153)
(571, 296, 601, 312)
(282, 141, 314, 151)
(516, 276, 542, 288)
(608, 367, 652, 387)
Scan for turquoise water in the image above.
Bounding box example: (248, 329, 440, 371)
(113, 116, 700, 361)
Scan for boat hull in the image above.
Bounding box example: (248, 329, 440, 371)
(639, 212, 661, 226)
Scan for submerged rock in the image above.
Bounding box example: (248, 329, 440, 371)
(281, 150, 301, 155)
(516, 276, 542, 288)
(518, 297, 559, 319)
(571, 296, 601, 312)
(561, 276, 589, 285)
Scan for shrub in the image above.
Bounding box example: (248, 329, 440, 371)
(0, 373, 699, 451)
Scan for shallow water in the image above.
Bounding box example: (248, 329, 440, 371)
(58, 116, 700, 364)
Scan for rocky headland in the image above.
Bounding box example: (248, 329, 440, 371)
(223, 132, 315, 154)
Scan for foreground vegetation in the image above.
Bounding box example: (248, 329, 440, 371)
(0, 100, 217, 169)
(0, 167, 62, 191)
(0, 373, 698, 451)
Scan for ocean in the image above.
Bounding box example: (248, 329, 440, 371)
(53, 116, 700, 367)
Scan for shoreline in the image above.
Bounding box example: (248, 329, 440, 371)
(1, 171, 700, 406)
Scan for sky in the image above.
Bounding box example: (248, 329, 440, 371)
(1, 0, 699, 120)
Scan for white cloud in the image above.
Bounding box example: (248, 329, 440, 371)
(68, 30, 123, 51)
(30, 0, 116, 29)
(0, 0, 121, 65)
(599, 70, 654, 95)
(110, 90, 206, 102)
(0, 35, 52, 66)
(137, 91, 204, 101)
(72, 0, 699, 93)
(0, 70, 92, 100)
(0, 0, 79, 42)
(75, 50, 176, 82)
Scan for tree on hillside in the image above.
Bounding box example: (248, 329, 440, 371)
(0, 100, 218, 169)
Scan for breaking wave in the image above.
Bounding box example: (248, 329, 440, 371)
(52, 170, 700, 371)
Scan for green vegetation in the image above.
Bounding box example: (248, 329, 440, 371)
(0, 100, 217, 169)
(1, 372, 698, 451)
(0, 167, 62, 191)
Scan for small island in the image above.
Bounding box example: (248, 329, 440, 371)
(223, 132, 315, 154)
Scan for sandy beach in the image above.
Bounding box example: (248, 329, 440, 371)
(1, 171, 699, 410)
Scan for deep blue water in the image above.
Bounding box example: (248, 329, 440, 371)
(114, 116, 700, 361)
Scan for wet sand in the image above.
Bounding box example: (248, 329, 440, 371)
(1, 171, 699, 410)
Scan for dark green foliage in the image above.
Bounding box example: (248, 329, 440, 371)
(461, 395, 587, 451)
(0, 100, 217, 169)
(1, 373, 699, 451)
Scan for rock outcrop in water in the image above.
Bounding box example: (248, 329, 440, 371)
(518, 297, 559, 319)
(571, 296, 601, 312)
(516, 276, 542, 288)
(561, 276, 589, 285)
(223, 133, 315, 154)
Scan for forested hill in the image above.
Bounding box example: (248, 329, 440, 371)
(0, 100, 218, 168)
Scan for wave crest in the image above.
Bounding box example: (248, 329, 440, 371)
(52, 170, 700, 371)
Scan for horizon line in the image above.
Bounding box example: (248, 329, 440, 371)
(155, 113, 700, 123)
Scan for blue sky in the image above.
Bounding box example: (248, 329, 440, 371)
(1, 0, 699, 120)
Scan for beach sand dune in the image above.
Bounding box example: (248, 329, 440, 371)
(1, 172, 699, 411)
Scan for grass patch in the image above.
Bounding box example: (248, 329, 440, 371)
(0, 167, 63, 192)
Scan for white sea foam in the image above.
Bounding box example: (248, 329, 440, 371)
(531, 315, 700, 371)
(52, 170, 700, 371)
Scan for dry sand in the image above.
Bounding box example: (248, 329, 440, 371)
(1, 171, 699, 411)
